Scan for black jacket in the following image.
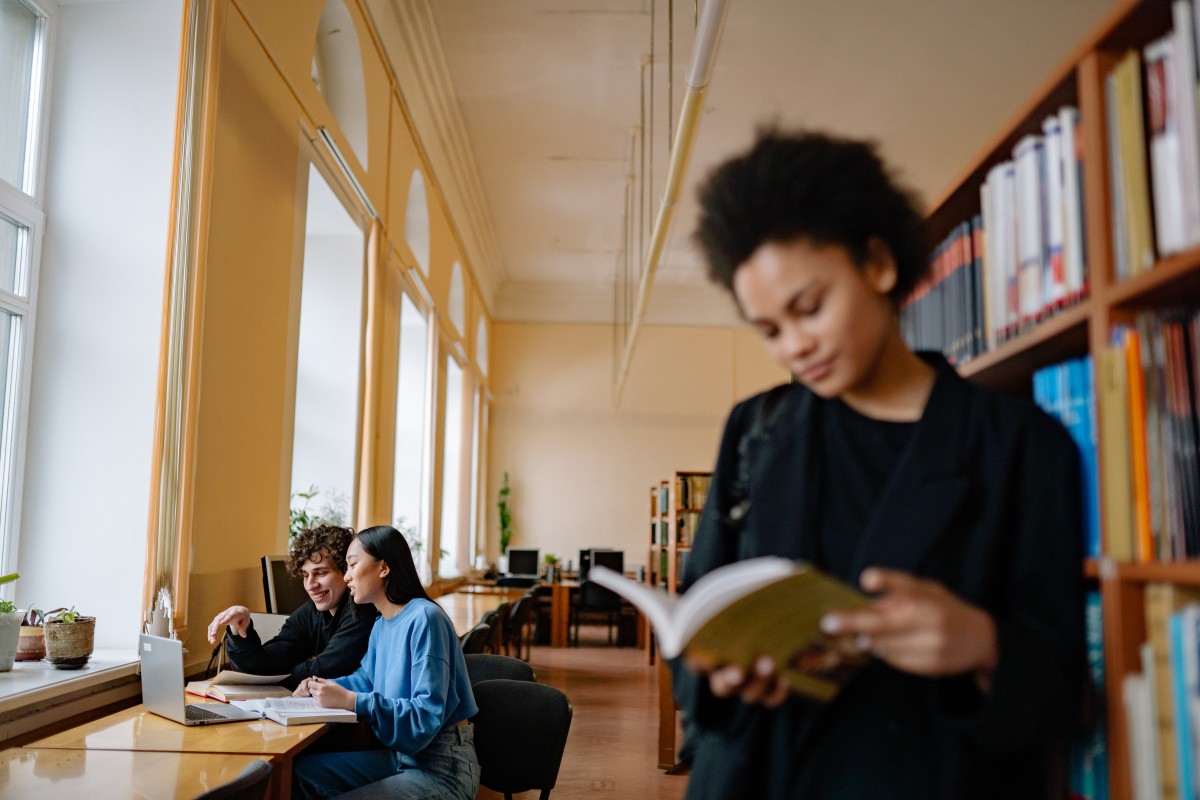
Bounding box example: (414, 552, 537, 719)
(225, 591, 375, 689)
(672, 354, 1086, 800)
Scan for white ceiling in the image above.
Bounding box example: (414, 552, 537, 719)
(369, 0, 1123, 326)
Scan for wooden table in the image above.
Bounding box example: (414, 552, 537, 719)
(0, 748, 266, 798)
(550, 580, 580, 648)
(435, 592, 511, 636)
(27, 704, 329, 799)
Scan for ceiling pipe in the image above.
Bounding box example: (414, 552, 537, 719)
(613, 0, 731, 408)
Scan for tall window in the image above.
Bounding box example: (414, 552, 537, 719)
(438, 355, 464, 577)
(393, 290, 431, 577)
(291, 164, 364, 528)
(0, 0, 48, 577)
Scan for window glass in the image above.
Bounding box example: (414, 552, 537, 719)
(393, 291, 430, 573)
(438, 356, 464, 577)
(291, 164, 364, 530)
(448, 261, 464, 335)
(0, 210, 27, 296)
(0, 308, 20, 566)
(0, 0, 39, 192)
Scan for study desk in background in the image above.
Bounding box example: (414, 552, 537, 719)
(24, 702, 330, 800)
(0, 748, 266, 799)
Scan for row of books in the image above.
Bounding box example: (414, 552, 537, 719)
(675, 473, 711, 511)
(1032, 356, 1101, 559)
(901, 103, 1088, 361)
(1101, 308, 1200, 563)
(1115, 1, 1200, 275)
(1123, 585, 1200, 800)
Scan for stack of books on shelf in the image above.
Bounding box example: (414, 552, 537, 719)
(1100, 308, 1200, 563)
(1071, 591, 1110, 800)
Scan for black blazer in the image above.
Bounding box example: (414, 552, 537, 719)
(673, 354, 1085, 800)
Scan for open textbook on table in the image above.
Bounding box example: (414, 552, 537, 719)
(231, 696, 359, 726)
(186, 669, 293, 702)
(590, 556, 872, 701)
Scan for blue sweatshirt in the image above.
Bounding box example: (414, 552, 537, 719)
(334, 598, 478, 753)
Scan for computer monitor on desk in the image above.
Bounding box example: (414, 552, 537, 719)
(261, 555, 308, 614)
(580, 548, 620, 581)
(505, 547, 540, 578)
(590, 549, 623, 577)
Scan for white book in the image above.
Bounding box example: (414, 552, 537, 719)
(1173, 0, 1200, 245)
(1125, 671, 1161, 800)
(232, 696, 358, 726)
(1042, 115, 1068, 308)
(1145, 36, 1187, 256)
(1058, 105, 1088, 298)
(1013, 134, 1045, 324)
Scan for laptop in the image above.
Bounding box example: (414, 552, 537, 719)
(140, 633, 261, 725)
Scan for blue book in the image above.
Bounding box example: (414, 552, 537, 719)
(1170, 608, 1197, 800)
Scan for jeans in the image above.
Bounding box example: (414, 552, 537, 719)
(292, 724, 480, 800)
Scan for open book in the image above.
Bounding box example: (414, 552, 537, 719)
(186, 669, 292, 702)
(590, 557, 872, 701)
(231, 696, 358, 726)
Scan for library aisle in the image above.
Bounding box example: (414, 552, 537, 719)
(476, 630, 686, 800)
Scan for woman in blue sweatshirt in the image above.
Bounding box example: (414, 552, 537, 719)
(291, 525, 480, 799)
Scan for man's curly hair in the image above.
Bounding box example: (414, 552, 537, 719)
(287, 524, 354, 577)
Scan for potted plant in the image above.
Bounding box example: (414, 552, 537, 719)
(497, 472, 513, 572)
(0, 572, 21, 671)
(16, 607, 45, 661)
(44, 606, 96, 669)
(543, 553, 561, 582)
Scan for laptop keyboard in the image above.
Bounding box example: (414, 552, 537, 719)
(184, 704, 226, 722)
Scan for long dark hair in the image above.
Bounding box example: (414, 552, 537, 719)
(353, 525, 431, 605)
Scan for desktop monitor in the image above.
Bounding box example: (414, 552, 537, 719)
(261, 555, 309, 615)
(579, 547, 617, 581)
(590, 549, 624, 577)
(505, 548, 540, 578)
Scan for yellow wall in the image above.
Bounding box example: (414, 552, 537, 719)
(488, 322, 785, 569)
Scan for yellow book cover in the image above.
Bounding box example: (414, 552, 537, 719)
(1098, 347, 1135, 561)
(590, 557, 871, 702)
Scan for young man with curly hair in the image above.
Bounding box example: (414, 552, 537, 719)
(206, 524, 375, 689)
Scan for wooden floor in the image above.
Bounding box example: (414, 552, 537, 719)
(478, 629, 689, 800)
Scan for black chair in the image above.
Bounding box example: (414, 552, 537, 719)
(473, 679, 573, 800)
(569, 580, 622, 646)
(194, 759, 272, 800)
(460, 622, 491, 655)
(506, 595, 537, 661)
(464, 653, 535, 685)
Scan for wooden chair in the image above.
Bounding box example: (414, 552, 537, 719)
(472, 679, 573, 800)
(464, 653, 535, 686)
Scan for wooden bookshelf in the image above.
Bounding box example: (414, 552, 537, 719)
(926, 1, 1200, 797)
(647, 471, 711, 770)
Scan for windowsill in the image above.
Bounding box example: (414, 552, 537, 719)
(0, 649, 140, 745)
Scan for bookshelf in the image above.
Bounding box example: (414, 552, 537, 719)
(919, 0, 1200, 797)
(646, 471, 711, 770)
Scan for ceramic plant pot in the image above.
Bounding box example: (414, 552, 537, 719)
(44, 616, 96, 669)
(0, 610, 24, 671)
(16, 625, 45, 661)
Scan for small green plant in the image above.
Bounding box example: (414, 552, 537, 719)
(0, 572, 18, 614)
(543, 553, 560, 567)
(21, 608, 43, 627)
(289, 485, 349, 540)
(47, 606, 79, 624)
(497, 472, 513, 555)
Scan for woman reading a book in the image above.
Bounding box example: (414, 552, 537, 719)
(673, 128, 1085, 799)
(290, 525, 480, 800)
